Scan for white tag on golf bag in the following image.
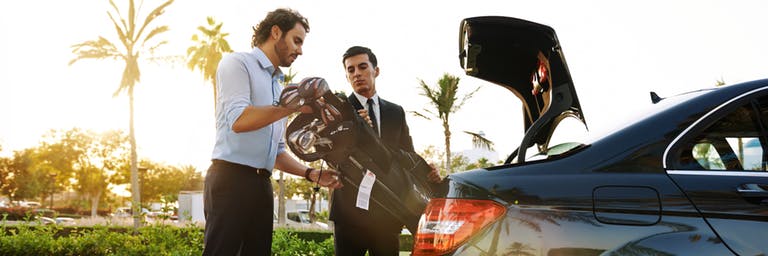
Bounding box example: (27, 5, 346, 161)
(356, 170, 376, 210)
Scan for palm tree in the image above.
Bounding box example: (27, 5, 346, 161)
(415, 73, 488, 174)
(69, 0, 174, 230)
(186, 16, 233, 108)
(276, 68, 297, 226)
(502, 242, 536, 256)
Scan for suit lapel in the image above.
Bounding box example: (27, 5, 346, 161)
(378, 98, 393, 140)
(348, 94, 364, 111)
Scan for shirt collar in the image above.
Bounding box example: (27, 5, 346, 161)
(353, 92, 379, 106)
(251, 47, 284, 80)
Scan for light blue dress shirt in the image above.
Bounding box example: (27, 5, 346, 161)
(211, 48, 285, 171)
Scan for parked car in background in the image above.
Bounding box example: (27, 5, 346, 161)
(11, 201, 41, 208)
(110, 207, 149, 218)
(32, 216, 76, 225)
(412, 16, 768, 256)
(288, 210, 328, 229)
(31, 208, 58, 218)
(35, 216, 56, 225)
(274, 210, 328, 230)
(54, 217, 76, 225)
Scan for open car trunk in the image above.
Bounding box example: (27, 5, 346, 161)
(459, 16, 587, 164)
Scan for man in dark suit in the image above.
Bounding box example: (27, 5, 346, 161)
(330, 46, 441, 256)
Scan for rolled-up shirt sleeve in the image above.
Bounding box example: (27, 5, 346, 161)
(217, 53, 250, 131)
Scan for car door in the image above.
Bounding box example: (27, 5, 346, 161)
(667, 90, 768, 256)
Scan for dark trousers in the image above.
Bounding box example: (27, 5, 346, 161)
(203, 160, 273, 256)
(333, 222, 400, 256)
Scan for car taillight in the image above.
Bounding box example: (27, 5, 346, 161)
(412, 198, 506, 255)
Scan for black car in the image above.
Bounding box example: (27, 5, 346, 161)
(412, 16, 768, 256)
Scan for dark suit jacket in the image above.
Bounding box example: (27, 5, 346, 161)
(329, 94, 414, 233)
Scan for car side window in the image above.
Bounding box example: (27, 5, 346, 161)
(674, 96, 768, 171)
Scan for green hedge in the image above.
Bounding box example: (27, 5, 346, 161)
(0, 223, 413, 255)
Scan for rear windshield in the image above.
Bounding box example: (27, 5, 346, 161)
(524, 89, 712, 162)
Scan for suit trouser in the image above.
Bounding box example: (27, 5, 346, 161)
(203, 160, 273, 256)
(333, 222, 399, 256)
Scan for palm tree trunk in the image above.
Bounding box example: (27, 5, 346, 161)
(129, 88, 141, 230)
(277, 171, 286, 225)
(309, 192, 317, 222)
(91, 190, 102, 217)
(443, 119, 452, 174)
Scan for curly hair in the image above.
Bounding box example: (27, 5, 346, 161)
(251, 8, 309, 48)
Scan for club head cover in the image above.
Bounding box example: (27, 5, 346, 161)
(278, 84, 304, 109)
(297, 77, 330, 101)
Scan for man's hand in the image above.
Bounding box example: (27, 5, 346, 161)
(357, 109, 374, 128)
(310, 169, 343, 189)
(426, 163, 442, 183)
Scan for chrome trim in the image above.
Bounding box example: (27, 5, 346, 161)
(667, 170, 768, 177)
(663, 87, 768, 169)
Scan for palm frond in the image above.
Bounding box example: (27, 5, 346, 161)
(283, 68, 298, 84)
(409, 111, 431, 120)
(135, 0, 173, 41)
(108, 0, 128, 33)
(142, 26, 169, 46)
(195, 26, 208, 36)
(464, 131, 494, 151)
(107, 12, 129, 48)
(146, 40, 168, 54)
(127, 0, 136, 38)
(69, 37, 122, 65)
(220, 39, 232, 52)
(453, 86, 481, 112)
(418, 79, 439, 105)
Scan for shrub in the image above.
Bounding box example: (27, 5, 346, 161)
(0, 223, 204, 256)
(272, 229, 334, 255)
(0, 223, 342, 255)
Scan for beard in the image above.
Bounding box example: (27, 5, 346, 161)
(274, 36, 295, 67)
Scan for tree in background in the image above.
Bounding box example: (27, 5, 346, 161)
(1, 129, 204, 216)
(418, 145, 487, 177)
(178, 164, 204, 191)
(35, 130, 80, 207)
(2, 149, 42, 203)
(69, 0, 174, 228)
(279, 172, 328, 224)
(465, 157, 496, 170)
(275, 69, 298, 226)
(137, 161, 203, 210)
(503, 242, 537, 256)
(303, 160, 329, 223)
(0, 148, 11, 201)
(38, 128, 129, 217)
(186, 16, 233, 108)
(414, 73, 490, 174)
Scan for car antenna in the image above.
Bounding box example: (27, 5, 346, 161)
(650, 91, 663, 104)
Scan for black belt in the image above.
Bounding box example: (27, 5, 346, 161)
(211, 159, 271, 177)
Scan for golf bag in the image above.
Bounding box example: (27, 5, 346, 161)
(282, 77, 434, 233)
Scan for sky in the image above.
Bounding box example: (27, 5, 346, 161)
(1, 0, 767, 173)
